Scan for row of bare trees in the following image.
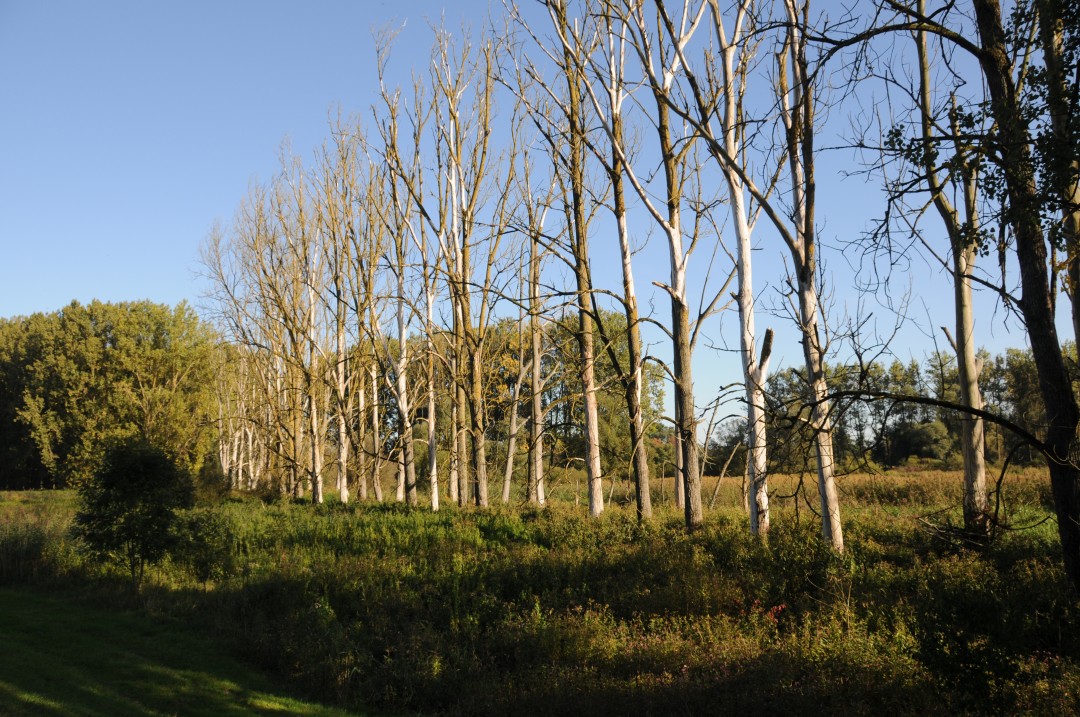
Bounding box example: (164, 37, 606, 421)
(201, 0, 1080, 587)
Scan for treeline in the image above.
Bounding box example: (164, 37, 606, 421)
(0, 301, 219, 489)
(707, 348, 1065, 476)
(210, 298, 674, 507)
(0, 301, 680, 495)
(0, 298, 1059, 504)
(194, 0, 1080, 575)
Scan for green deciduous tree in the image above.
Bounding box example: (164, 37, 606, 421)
(72, 439, 195, 589)
(0, 301, 219, 489)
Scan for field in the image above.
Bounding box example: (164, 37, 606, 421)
(1, 468, 1078, 716)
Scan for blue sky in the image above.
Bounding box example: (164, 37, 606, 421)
(0, 0, 499, 318)
(0, 0, 1039, 417)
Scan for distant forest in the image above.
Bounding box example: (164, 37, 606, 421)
(0, 300, 1059, 493)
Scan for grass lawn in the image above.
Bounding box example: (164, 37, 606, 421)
(0, 586, 354, 717)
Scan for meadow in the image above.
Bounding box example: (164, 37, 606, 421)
(1, 468, 1078, 716)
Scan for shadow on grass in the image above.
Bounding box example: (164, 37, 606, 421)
(0, 587, 353, 717)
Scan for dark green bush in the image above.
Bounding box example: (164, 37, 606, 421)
(173, 508, 236, 586)
(71, 439, 193, 588)
(0, 518, 55, 584)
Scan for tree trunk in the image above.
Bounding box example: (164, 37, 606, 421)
(610, 108, 652, 521)
(396, 297, 418, 507)
(798, 279, 843, 551)
(654, 94, 702, 528)
(370, 363, 384, 502)
(335, 322, 351, 504)
(554, 0, 604, 518)
(457, 380, 471, 507)
(449, 396, 460, 504)
(915, 7, 989, 535)
(954, 244, 989, 534)
(973, 0, 1080, 588)
(528, 239, 546, 506)
(396, 451, 405, 502)
(730, 171, 771, 536)
(502, 353, 526, 504)
(427, 346, 439, 512)
(672, 292, 703, 528)
(781, 0, 842, 550)
(357, 368, 368, 501)
(469, 349, 490, 508)
(579, 304, 604, 517)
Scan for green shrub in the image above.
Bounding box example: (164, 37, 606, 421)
(0, 516, 56, 584)
(72, 439, 194, 588)
(172, 508, 236, 586)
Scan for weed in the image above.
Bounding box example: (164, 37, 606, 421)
(0, 468, 1076, 715)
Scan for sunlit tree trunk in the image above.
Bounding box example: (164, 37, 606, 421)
(356, 368, 369, 501)
(912, 11, 989, 535)
(541, 0, 606, 518)
(425, 288, 440, 511)
(502, 348, 526, 504)
(449, 397, 460, 504)
(613, 0, 723, 528)
(769, 0, 842, 549)
(595, 9, 652, 520)
(369, 362, 384, 502)
(528, 224, 547, 505)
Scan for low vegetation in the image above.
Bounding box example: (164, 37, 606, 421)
(0, 587, 352, 716)
(2, 468, 1078, 716)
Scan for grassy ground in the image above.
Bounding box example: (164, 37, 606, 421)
(2, 468, 1079, 715)
(0, 587, 354, 717)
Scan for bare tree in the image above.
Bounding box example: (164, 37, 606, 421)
(379, 26, 518, 508)
(587, 1, 654, 520)
(914, 7, 990, 535)
(313, 120, 366, 504)
(641, 0, 842, 546)
(773, 0, 843, 550)
(203, 163, 333, 503)
(518, 146, 554, 505)
(616, 0, 732, 528)
(542, 0, 607, 517)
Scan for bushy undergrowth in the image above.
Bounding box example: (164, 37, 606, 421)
(2, 470, 1079, 716)
(0, 490, 76, 584)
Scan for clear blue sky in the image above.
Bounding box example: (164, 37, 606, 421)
(0, 0, 1037, 412)
(0, 0, 503, 318)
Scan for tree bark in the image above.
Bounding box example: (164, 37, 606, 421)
(914, 9, 990, 535)
(973, 0, 1080, 587)
(529, 239, 547, 505)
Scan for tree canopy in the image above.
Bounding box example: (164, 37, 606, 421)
(0, 300, 220, 489)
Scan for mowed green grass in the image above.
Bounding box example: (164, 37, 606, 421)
(0, 587, 354, 717)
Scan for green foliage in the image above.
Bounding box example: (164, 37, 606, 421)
(543, 309, 666, 480)
(756, 347, 1063, 472)
(0, 301, 221, 489)
(177, 487, 1080, 714)
(888, 420, 952, 465)
(173, 508, 236, 586)
(4, 469, 1079, 715)
(0, 586, 352, 716)
(0, 494, 73, 585)
(72, 440, 194, 588)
